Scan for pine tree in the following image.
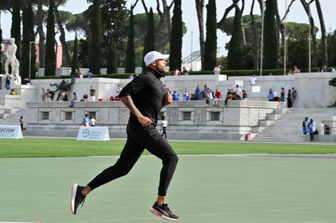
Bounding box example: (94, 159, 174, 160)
(263, 0, 278, 69)
(107, 40, 118, 74)
(22, 0, 35, 79)
(143, 8, 155, 71)
(45, 0, 56, 76)
(227, 6, 244, 69)
(89, 0, 102, 74)
(71, 35, 79, 76)
(203, 0, 217, 70)
(169, 0, 182, 71)
(125, 9, 135, 73)
(11, 0, 21, 61)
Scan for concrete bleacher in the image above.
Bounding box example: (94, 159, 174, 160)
(1, 72, 336, 142)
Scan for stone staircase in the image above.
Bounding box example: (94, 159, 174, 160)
(252, 108, 336, 142)
(0, 106, 22, 125)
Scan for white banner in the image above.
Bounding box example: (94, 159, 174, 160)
(0, 125, 23, 139)
(77, 126, 110, 141)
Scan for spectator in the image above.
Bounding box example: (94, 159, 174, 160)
(19, 116, 25, 131)
(280, 87, 285, 102)
(89, 86, 96, 101)
(193, 85, 202, 100)
(293, 66, 300, 74)
(174, 68, 180, 76)
(5, 75, 11, 90)
(161, 116, 168, 139)
(321, 65, 328, 72)
(82, 114, 90, 127)
(267, 89, 275, 101)
(302, 117, 309, 135)
(291, 87, 297, 105)
(249, 74, 256, 86)
(242, 90, 248, 99)
(203, 84, 213, 105)
(88, 71, 93, 78)
(90, 115, 97, 126)
(213, 65, 221, 75)
(214, 89, 222, 107)
(308, 119, 316, 142)
(69, 92, 78, 107)
(287, 89, 292, 108)
(183, 89, 191, 101)
(234, 85, 243, 100)
(172, 91, 179, 101)
(181, 67, 189, 75)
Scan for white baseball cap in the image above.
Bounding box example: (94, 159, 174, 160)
(144, 51, 169, 67)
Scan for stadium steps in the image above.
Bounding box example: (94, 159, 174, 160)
(252, 108, 336, 142)
(0, 106, 23, 125)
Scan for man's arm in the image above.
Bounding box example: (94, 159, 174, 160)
(120, 95, 152, 127)
(163, 93, 173, 107)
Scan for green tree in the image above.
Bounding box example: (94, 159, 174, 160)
(11, 0, 21, 61)
(227, 6, 244, 70)
(169, 0, 183, 71)
(263, 0, 278, 69)
(89, 0, 102, 74)
(79, 39, 89, 68)
(45, 0, 56, 76)
(71, 34, 79, 76)
(97, 0, 128, 67)
(107, 40, 117, 74)
(143, 8, 155, 70)
(287, 23, 309, 70)
(21, 0, 35, 79)
(125, 9, 135, 73)
(203, 0, 217, 70)
(327, 29, 336, 67)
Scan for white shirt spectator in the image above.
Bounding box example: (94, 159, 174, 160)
(214, 66, 221, 75)
(162, 120, 168, 128)
(249, 75, 256, 86)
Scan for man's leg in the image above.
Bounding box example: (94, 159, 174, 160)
(87, 137, 144, 192)
(134, 126, 179, 220)
(71, 136, 144, 215)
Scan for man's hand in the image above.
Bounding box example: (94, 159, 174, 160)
(163, 93, 173, 106)
(137, 115, 153, 127)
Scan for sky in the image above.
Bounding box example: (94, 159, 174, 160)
(1, 0, 336, 58)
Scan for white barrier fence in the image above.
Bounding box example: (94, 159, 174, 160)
(76, 126, 110, 141)
(0, 125, 23, 139)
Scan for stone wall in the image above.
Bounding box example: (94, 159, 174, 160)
(24, 100, 281, 140)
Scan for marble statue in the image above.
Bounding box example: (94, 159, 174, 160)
(4, 38, 21, 85)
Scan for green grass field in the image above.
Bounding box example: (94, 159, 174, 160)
(0, 138, 336, 158)
(1, 138, 336, 222)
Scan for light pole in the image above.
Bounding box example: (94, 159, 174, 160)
(260, 0, 265, 76)
(29, 41, 35, 79)
(190, 31, 193, 71)
(308, 0, 314, 74)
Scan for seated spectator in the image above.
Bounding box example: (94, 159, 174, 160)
(234, 85, 243, 100)
(242, 90, 247, 99)
(267, 89, 275, 101)
(172, 91, 179, 101)
(181, 67, 189, 75)
(214, 89, 222, 107)
(293, 66, 300, 74)
(183, 89, 191, 101)
(81, 93, 89, 101)
(69, 92, 78, 107)
(193, 85, 202, 100)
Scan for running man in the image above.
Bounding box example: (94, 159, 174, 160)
(70, 51, 179, 221)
